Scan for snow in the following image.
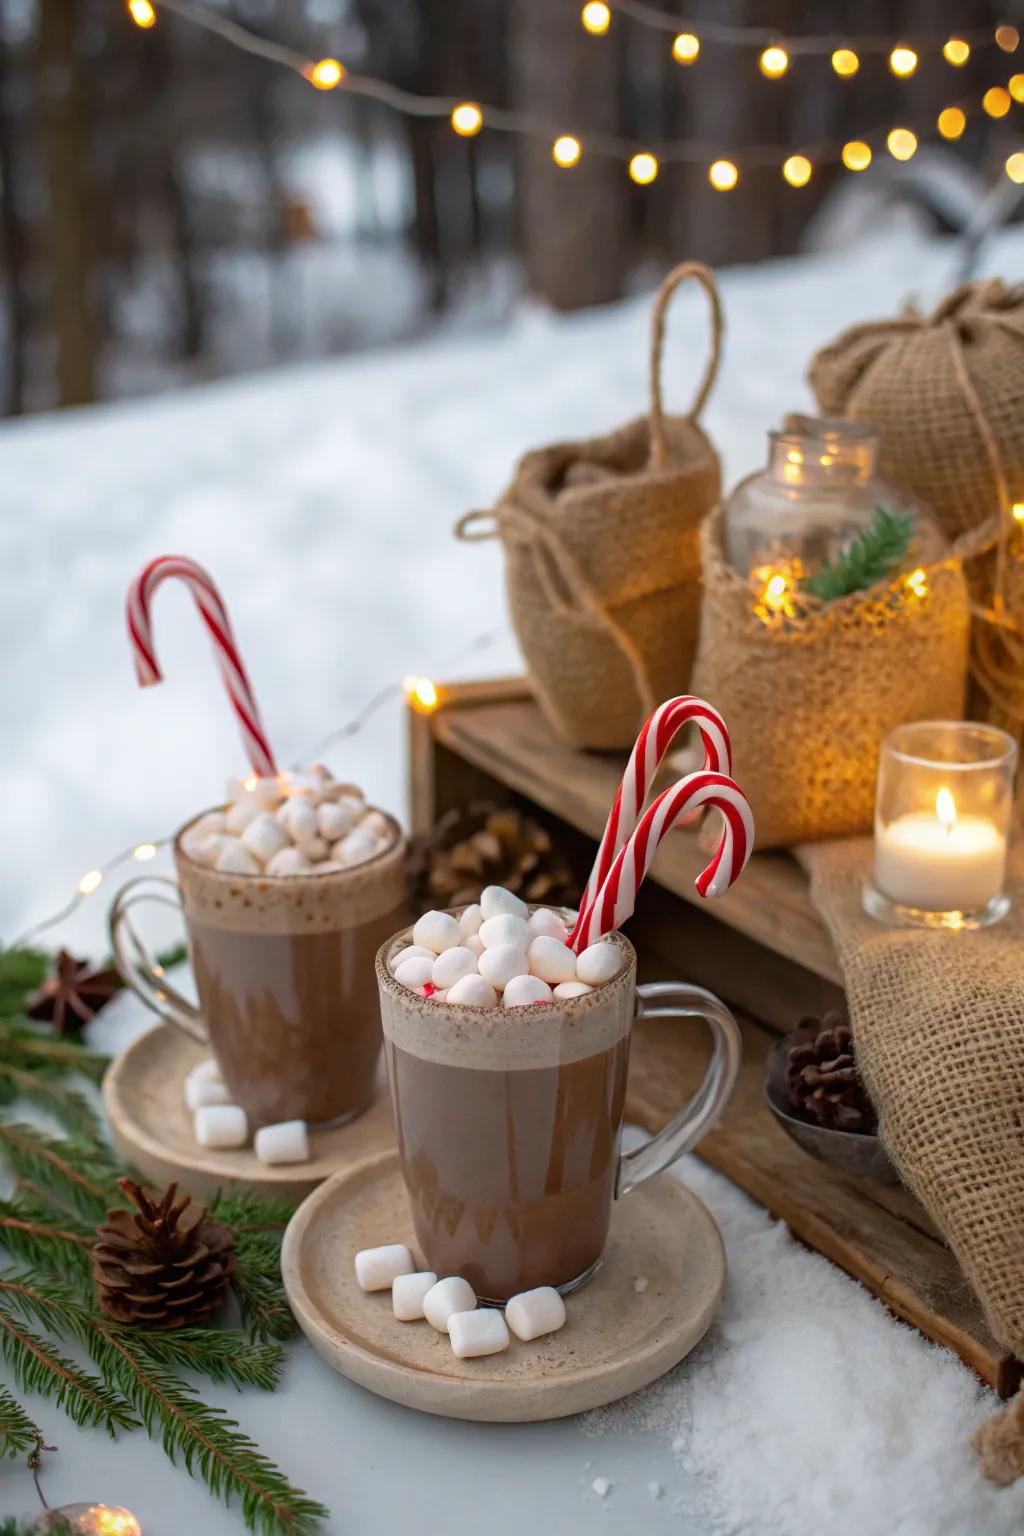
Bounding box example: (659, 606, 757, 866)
(4, 221, 1024, 1531)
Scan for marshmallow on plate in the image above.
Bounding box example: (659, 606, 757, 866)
(480, 885, 529, 921)
(576, 942, 622, 986)
(254, 1120, 310, 1165)
(527, 936, 577, 985)
(423, 1276, 477, 1332)
(502, 974, 553, 1007)
(184, 1073, 232, 1111)
(505, 1286, 566, 1341)
(412, 911, 461, 954)
(449, 1309, 510, 1359)
(194, 1104, 248, 1149)
(355, 1244, 415, 1293)
(392, 1271, 438, 1322)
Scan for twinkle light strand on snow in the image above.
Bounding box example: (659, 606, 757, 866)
(124, 0, 1024, 183)
(8, 625, 504, 950)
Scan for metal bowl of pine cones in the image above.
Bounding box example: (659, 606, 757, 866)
(764, 1013, 899, 1185)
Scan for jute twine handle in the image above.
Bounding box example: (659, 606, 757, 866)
(649, 261, 724, 471)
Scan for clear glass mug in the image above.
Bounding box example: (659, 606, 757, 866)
(376, 924, 741, 1301)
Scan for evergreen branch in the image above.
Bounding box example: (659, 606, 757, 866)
(230, 1235, 298, 1344)
(0, 1201, 94, 1283)
(0, 1065, 102, 1141)
(127, 1327, 284, 1392)
(801, 506, 915, 602)
(0, 949, 48, 1019)
(0, 1124, 121, 1220)
(210, 1190, 295, 1230)
(0, 1022, 109, 1087)
(90, 1322, 328, 1535)
(0, 1385, 41, 1461)
(0, 1294, 136, 1437)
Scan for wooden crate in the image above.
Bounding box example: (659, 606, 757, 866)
(408, 678, 1021, 1398)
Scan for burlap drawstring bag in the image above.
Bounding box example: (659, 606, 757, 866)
(800, 838, 1024, 1485)
(691, 505, 971, 847)
(456, 263, 723, 750)
(809, 279, 1024, 733)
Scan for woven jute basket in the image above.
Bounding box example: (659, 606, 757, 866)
(691, 506, 972, 848)
(809, 278, 1024, 733)
(456, 263, 723, 750)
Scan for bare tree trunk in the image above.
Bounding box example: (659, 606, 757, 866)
(512, 0, 627, 308)
(0, 36, 29, 415)
(145, 22, 203, 361)
(37, 0, 96, 406)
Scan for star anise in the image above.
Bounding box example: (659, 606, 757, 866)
(26, 950, 122, 1038)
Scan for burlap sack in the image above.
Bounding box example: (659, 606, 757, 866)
(809, 278, 1024, 732)
(801, 837, 1024, 1483)
(456, 263, 723, 750)
(691, 506, 971, 847)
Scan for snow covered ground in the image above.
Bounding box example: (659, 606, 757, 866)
(4, 223, 1024, 1534)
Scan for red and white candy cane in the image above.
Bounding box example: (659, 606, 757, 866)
(573, 770, 754, 951)
(126, 555, 278, 778)
(569, 696, 731, 950)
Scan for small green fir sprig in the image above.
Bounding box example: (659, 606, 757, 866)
(801, 506, 915, 602)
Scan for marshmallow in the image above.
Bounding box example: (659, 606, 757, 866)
(281, 797, 318, 843)
(315, 860, 344, 874)
(394, 956, 436, 990)
(464, 932, 484, 958)
(337, 793, 366, 821)
(182, 831, 226, 867)
(316, 801, 359, 841)
(194, 1104, 248, 1149)
(336, 828, 380, 867)
(527, 936, 577, 985)
(477, 944, 530, 992)
(359, 810, 392, 840)
(505, 1286, 566, 1341)
(480, 885, 529, 921)
(184, 1073, 232, 1111)
(392, 1271, 438, 1322)
(423, 1275, 477, 1332)
(576, 942, 622, 986)
(241, 812, 290, 865)
(446, 974, 497, 1007)
(266, 846, 312, 877)
(431, 946, 479, 989)
(225, 799, 262, 835)
(459, 903, 484, 937)
(389, 944, 435, 974)
(553, 980, 594, 999)
(502, 974, 553, 1007)
(192, 811, 228, 839)
(215, 841, 261, 876)
(429, 987, 448, 1002)
(354, 1243, 414, 1293)
(479, 914, 532, 951)
(186, 1057, 224, 1087)
(449, 1309, 510, 1359)
(296, 834, 329, 863)
(227, 775, 279, 807)
(528, 907, 569, 943)
(254, 1119, 310, 1165)
(412, 911, 462, 954)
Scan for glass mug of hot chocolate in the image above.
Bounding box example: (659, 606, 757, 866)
(376, 901, 740, 1301)
(110, 772, 407, 1127)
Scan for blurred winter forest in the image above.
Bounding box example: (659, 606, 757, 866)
(1, 0, 1022, 417)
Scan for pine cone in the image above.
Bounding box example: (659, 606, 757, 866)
(785, 1011, 877, 1134)
(411, 803, 578, 912)
(92, 1178, 235, 1330)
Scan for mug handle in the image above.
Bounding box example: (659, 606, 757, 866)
(617, 981, 741, 1197)
(108, 876, 208, 1046)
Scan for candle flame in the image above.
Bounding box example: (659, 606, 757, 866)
(936, 787, 957, 831)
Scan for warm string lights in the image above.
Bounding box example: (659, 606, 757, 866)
(124, 0, 1024, 189)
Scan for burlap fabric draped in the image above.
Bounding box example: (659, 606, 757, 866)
(809, 279, 1024, 734)
(800, 837, 1024, 1485)
(691, 505, 971, 847)
(456, 263, 723, 750)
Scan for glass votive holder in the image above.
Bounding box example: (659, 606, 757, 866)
(863, 721, 1018, 930)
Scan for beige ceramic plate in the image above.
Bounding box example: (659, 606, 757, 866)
(282, 1150, 725, 1422)
(103, 1022, 396, 1202)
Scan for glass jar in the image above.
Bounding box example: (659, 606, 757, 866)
(723, 417, 941, 581)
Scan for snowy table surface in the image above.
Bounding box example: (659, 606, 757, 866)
(4, 226, 1024, 1535)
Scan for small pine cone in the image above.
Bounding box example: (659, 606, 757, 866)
(93, 1178, 235, 1330)
(785, 1011, 877, 1135)
(411, 802, 578, 913)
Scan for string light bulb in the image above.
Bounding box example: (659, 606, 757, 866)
(831, 48, 859, 77)
(552, 135, 581, 168)
(983, 86, 1011, 118)
(306, 57, 344, 90)
(906, 568, 928, 600)
(887, 127, 918, 161)
(1006, 152, 1024, 183)
(133, 843, 157, 862)
(943, 37, 970, 65)
(127, 0, 157, 26)
(403, 676, 440, 713)
(782, 154, 812, 187)
(672, 32, 700, 64)
(629, 152, 658, 185)
(996, 24, 1020, 53)
(581, 2, 611, 35)
(889, 45, 918, 77)
(708, 158, 739, 191)
(937, 106, 966, 140)
(451, 102, 483, 136)
(759, 46, 789, 79)
(842, 140, 872, 172)
(1013, 502, 1024, 521)
(1010, 74, 1024, 102)
(78, 870, 104, 896)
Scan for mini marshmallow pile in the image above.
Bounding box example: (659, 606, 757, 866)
(389, 885, 622, 1008)
(354, 1242, 566, 1360)
(185, 1058, 311, 1165)
(181, 766, 393, 878)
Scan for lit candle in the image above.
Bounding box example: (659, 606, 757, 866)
(874, 786, 1008, 913)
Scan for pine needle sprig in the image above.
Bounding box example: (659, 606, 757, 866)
(0, 1281, 136, 1437)
(0, 1385, 42, 1461)
(801, 506, 915, 602)
(0, 950, 48, 1019)
(0, 1124, 122, 1220)
(0, 1066, 102, 1141)
(0, 1199, 93, 1282)
(229, 1241, 298, 1345)
(127, 1327, 284, 1392)
(89, 1322, 329, 1535)
(0, 1022, 109, 1087)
